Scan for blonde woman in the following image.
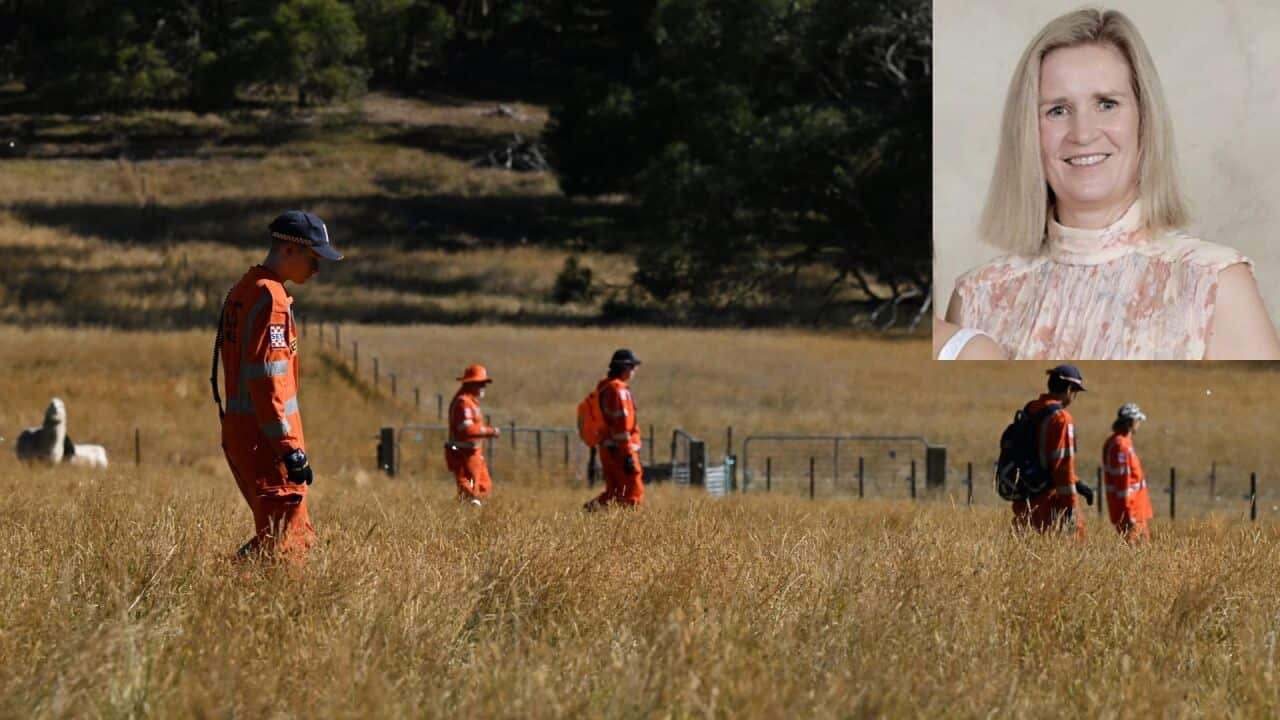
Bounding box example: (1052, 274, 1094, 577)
(945, 8, 1280, 360)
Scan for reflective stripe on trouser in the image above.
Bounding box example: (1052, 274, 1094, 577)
(592, 446, 643, 507)
(444, 447, 491, 499)
(222, 442, 314, 560)
(1055, 483, 1077, 496)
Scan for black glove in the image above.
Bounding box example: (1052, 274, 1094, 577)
(283, 449, 313, 486)
(1076, 481, 1094, 506)
(623, 454, 638, 475)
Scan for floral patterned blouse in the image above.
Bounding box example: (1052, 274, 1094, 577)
(952, 201, 1250, 360)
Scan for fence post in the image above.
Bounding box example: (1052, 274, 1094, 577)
(1210, 461, 1216, 501)
(377, 427, 396, 477)
(858, 457, 864, 499)
(135, 428, 141, 466)
(319, 321, 324, 345)
(967, 462, 973, 506)
(391, 373, 397, 399)
(353, 341, 359, 374)
(536, 430, 543, 466)
(587, 446, 597, 488)
(437, 394, 444, 421)
(415, 387, 420, 411)
(910, 460, 917, 500)
(689, 440, 707, 486)
(373, 358, 379, 391)
(1169, 467, 1176, 520)
(766, 457, 772, 493)
(334, 325, 341, 351)
(809, 457, 815, 500)
(564, 434, 570, 466)
(925, 446, 946, 491)
(510, 421, 517, 449)
(1251, 472, 1258, 522)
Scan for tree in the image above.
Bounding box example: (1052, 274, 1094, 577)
(546, 0, 931, 322)
(256, 0, 367, 106)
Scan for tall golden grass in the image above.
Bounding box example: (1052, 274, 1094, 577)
(3, 327, 1280, 716)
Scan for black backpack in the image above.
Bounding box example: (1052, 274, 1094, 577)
(996, 402, 1063, 501)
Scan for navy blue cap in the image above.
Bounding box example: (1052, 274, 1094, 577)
(1047, 364, 1086, 391)
(610, 348, 642, 367)
(268, 210, 343, 260)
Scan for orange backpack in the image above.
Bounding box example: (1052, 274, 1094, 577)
(577, 386, 607, 447)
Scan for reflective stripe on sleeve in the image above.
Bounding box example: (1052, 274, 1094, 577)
(261, 419, 291, 438)
(1049, 447, 1073, 459)
(282, 397, 298, 416)
(612, 432, 629, 441)
(244, 360, 290, 379)
(459, 420, 475, 429)
(1107, 480, 1146, 498)
(1102, 463, 1128, 475)
(1055, 484, 1077, 496)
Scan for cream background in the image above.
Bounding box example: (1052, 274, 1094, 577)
(934, 1, 1280, 322)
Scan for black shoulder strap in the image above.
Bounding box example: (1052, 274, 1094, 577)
(210, 287, 234, 420)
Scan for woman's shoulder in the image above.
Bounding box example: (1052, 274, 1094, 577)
(1144, 231, 1252, 271)
(954, 252, 1046, 291)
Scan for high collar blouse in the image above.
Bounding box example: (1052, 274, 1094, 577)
(953, 201, 1250, 360)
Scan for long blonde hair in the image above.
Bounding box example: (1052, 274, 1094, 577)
(979, 8, 1188, 254)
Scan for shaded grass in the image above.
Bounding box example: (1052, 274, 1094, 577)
(0, 92, 868, 328)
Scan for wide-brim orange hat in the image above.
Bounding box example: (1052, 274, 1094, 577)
(457, 364, 492, 384)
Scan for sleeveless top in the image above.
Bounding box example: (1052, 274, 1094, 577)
(936, 327, 994, 360)
(953, 201, 1250, 360)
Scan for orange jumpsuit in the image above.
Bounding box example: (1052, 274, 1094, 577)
(1103, 432, 1152, 542)
(219, 266, 314, 560)
(589, 377, 643, 507)
(445, 389, 496, 500)
(1011, 394, 1085, 541)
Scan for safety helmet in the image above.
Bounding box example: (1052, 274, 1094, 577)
(457, 364, 492, 384)
(609, 349, 642, 367)
(1046, 364, 1086, 391)
(1117, 403, 1147, 422)
(268, 210, 343, 260)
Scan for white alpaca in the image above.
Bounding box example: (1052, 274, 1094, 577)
(16, 398, 68, 464)
(15, 398, 108, 468)
(68, 444, 109, 468)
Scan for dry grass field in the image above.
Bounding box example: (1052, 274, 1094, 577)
(4, 326, 1280, 717)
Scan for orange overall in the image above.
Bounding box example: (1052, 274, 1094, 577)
(219, 266, 314, 560)
(589, 377, 643, 507)
(445, 389, 495, 500)
(1103, 432, 1152, 542)
(1012, 394, 1085, 541)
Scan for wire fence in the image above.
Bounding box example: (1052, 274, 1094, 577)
(313, 321, 1275, 522)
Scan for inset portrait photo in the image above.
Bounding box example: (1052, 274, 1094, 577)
(934, 2, 1280, 360)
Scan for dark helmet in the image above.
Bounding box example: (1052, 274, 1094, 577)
(268, 210, 343, 260)
(609, 348, 642, 367)
(1046, 364, 1087, 391)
